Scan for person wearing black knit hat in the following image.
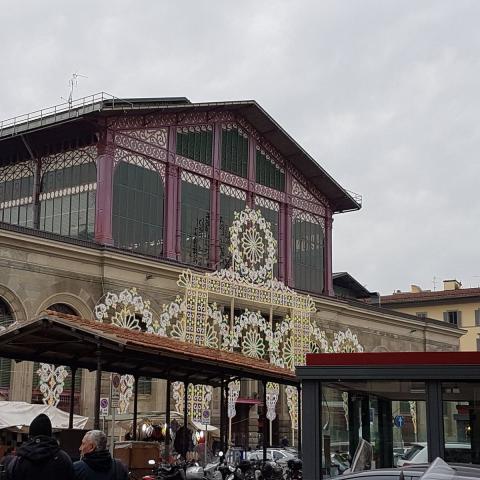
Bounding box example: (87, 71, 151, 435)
(6, 413, 74, 480)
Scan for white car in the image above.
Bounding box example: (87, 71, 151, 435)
(397, 442, 471, 466)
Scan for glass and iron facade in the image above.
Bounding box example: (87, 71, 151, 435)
(0, 110, 339, 296)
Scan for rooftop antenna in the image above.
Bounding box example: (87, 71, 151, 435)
(432, 276, 437, 291)
(61, 73, 88, 108)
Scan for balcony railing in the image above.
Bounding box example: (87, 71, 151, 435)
(0, 92, 123, 138)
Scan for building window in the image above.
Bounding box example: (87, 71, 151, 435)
(0, 161, 34, 228)
(219, 185, 246, 269)
(221, 126, 248, 178)
(112, 161, 164, 257)
(256, 149, 285, 192)
(39, 148, 96, 239)
(292, 210, 324, 294)
(255, 196, 279, 278)
(443, 311, 461, 326)
(0, 298, 14, 397)
(138, 377, 152, 395)
(181, 172, 211, 267)
(416, 312, 427, 320)
(176, 126, 213, 166)
(475, 309, 480, 327)
(48, 303, 78, 316)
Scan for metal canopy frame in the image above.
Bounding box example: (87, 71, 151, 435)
(0, 313, 298, 387)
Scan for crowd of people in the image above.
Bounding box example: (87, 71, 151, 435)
(0, 414, 128, 480)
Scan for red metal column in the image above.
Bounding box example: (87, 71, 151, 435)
(94, 129, 114, 245)
(209, 123, 221, 268)
(165, 127, 180, 260)
(324, 207, 334, 296)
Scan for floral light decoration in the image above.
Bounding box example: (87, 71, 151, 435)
(266, 382, 280, 421)
(227, 380, 241, 419)
(37, 363, 69, 407)
(94, 287, 154, 413)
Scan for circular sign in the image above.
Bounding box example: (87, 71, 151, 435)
(394, 415, 405, 428)
(112, 374, 121, 388)
(100, 398, 109, 409)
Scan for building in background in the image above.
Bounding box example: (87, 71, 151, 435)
(379, 279, 480, 351)
(0, 94, 462, 445)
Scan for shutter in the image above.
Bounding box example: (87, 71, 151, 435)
(443, 311, 448, 322)
(475, 309, 480, 326)
(457, 311, 462, 326)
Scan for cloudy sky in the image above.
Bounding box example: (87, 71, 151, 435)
(1, 1, 479, 294)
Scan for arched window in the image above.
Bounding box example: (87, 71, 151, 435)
(112, 160, 165, 257)
(0, 298, 15, 398)
(32, 303, 82, 410)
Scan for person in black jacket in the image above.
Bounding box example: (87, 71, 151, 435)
(74, 430, 128, 480)
(6, 413, 74, 480)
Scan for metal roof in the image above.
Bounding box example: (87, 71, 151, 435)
(0, 311, 297, 387)
(0, 93, 361, 213)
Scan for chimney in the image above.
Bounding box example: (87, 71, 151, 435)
(443, 279, 462, 291)
(411, 284, 422, 293)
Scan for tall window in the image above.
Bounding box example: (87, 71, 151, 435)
(181, 172, 210, 267)
(39, 148, 96, 239)
(112, 160, 164, 257)
(256, 149, 285, 192)
(219, 185, 246, 269)
(255, 196, 279, 278)
(444, 311, 461, 326)
(0, 298, 14, 398)
(292, 211, 324, 293)
(221, 126, 248, 178)
(176, 126, 213, 166)
(0, 161, 34, 227)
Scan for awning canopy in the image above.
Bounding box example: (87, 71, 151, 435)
(0, 401, 88, 431)
(0, 312, 297, 387)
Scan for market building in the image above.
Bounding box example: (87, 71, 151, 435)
(0, 94, 462, 450)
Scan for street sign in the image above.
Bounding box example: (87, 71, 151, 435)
(100, 397, 109, 416)
(201, 409, 211, 425)
(111, 373, 121, 408)
(394, 415, 405, 428)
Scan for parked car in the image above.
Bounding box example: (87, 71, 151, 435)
(247, 448, 297, 466)
(333, 463, 480, 480)
(397, 443, 472, 466)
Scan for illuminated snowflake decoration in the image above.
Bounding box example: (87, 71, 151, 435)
(410, 400, 417, 434)
(229, 207, 277, 285)
(118, 374, 135, 414)
(285, 385, 298, 430)
(37, 363, 69, 407)
(266, 382, 280, 421)
(94, 287, 153, 332)
(228, 380, 241, 418)
(332, 328, 364, 353)
(173, 382, 213, 422)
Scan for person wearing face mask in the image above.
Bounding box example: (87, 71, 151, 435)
(74, 430, 128, 480)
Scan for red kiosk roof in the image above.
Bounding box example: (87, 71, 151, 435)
(306, 351, 480, 367)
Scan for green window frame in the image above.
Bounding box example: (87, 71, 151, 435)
(219, 187, 246, 269)
(181, 174, 211, 267)
(112, 161, 165, 257)
(176, 126, 213, 166)
(221, 126, 248, 178)
(39, 149, 96, 240)
(138, 377, 152, 395)
(255, 198, 280, 278)
(0, 298, 14, 393)
(0, 161, 35, 228)
(256, 149, 285, 192)
(292, 211, 324, 293)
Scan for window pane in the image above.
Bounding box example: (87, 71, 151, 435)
(219, 192, 245, 269)
(181, 180, 210, 267)
(112, 162, 164, 256)
(221, 127, 248, 178)
(256, 150, 285, 192)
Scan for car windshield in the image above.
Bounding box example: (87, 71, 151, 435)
(403, 445, 424, 461)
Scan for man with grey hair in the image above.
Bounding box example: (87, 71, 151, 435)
(74, 430, 127, 480)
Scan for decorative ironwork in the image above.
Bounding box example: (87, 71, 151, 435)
(254, 196, 279, 212)
(181, 171, 211, 189)
(220, 184, 247, 201)
(115, 131, 168, 162)
(266, 382, 280, 421)
(228, 380, 241, 418)
(254, 184, 285, 203)
(220, 171, 249, 190)
(36, 363, 69, 407)
(114, 149, 166, 180)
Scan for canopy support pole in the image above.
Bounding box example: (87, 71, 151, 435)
(132, 374, 139, 440)
(220, 380, 225, 452)
(184, 381, 189, 458)
(262, 379, 267, 463)
(94, 350, 102, 430)
(68, 366, 77, 429)
(297, 384, 302, 455)
(165, 379, 171, 459)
